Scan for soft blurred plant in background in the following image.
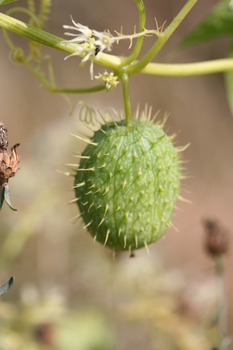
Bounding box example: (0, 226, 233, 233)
(0, 0, 232, 349)
(0, 119, 231, 349)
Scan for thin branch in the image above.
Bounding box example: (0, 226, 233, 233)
(125, 0, 199, 75)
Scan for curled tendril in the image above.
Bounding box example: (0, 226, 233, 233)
(2, 1, 57, 93)
(79, 102, 98, 126)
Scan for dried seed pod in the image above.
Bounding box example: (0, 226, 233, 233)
(0, 144, 20, 184)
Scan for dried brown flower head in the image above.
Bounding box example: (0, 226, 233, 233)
(0, 122, 20, 210)
(203, 219, 229, 257)
(0, 144, 20, 184)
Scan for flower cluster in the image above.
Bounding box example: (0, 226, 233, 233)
(95, 71, 119, 90)
(63, 17, 161, 79)
(63, 17, 114, 79)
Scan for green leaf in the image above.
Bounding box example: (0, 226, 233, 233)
(224, 42, 233, 116)
(181, 0, 233, 48)
(0, 187, 5, 210)
(0, 276, 14, 296)
(4, 184, 17, 211)
(0, 0, 18, 5)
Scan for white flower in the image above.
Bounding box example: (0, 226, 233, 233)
(92, 30, 114, 55)
(63, 17, 92, 43)
(63, 18, 115, 79)
(63, 16, 161, 80)
(64, 41, 96, 79)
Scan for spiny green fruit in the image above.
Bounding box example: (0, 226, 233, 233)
(74, 119, 180, 252)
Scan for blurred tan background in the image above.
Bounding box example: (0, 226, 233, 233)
(0, 0, 233, 349)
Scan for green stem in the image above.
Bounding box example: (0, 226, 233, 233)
(47, 55, 56, 86)
(0, 12, 125, 69)
(22, 59, 105, 94)
(142, 59, 233, 76)
(121, 73, 131, 126)
(215, 257, 228, 347)
(6, 7, 41, 26)
(50, 85, 106, 94)
(0, 0, 18, 5)
(126, 0, 198, 75)
(0, 186, 5, 210)
(0, 12, 75, 53)
(123, 0, 146, 66)
(2, 8, 233, 78)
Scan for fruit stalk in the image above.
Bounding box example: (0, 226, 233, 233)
(121, 73, 132, 126)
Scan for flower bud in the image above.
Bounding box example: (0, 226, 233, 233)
(203, 219, 229, 257)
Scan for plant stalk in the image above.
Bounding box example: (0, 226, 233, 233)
(22, 58, 106, 94)
(123, 0, 146, 66)
(125, 0, 199, 75)
(215, 257, 229, 350)
(121, 73, 132, 126)
(142, 59, 233, 76)
(3, 10, 233, 78)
